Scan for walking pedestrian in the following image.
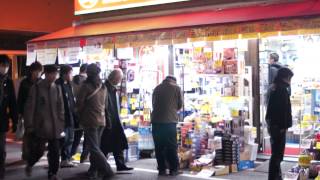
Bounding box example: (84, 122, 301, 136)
(101, 69, 133, 171)
(71, 64, 89, 163)
(56, 65, 77, 168)
(18, 61, 43, 161)
(266, 67, 294, 180)
(0, 55, 18, 179)
(24, 65, 65, 180)
(76, 64, 113, 179)
(151, 76, 183, 176)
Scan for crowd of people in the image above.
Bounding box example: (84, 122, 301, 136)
(0, 53, 294, 180)
(0, 54, 185, 180)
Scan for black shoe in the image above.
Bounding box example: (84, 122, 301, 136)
(117, 166, 134, 171)
(80, 154, 88, 163)
(158, 170, 167, 176)
(102, 172, 115, 180)
(169, 170, 183, 176)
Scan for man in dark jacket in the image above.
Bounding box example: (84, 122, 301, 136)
(56, 65, 76, 168)
(266, 67, 294, 180)
(101, 69, 133, 171)
(76, 64, 113, 179)
(71, 64, 88, 163)
(268, 53, 283, 85)
(0, 55, 18, 179)
(151, 76, 183, 176)
(18, 61, 43, 161)
(24, 65, 64, 180)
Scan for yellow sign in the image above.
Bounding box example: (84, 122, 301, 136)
(75, 0, 190, 15)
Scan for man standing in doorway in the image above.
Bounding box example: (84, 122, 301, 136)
(268, 52, 283, 85)
(266, 67, 294, 180)
(0, 55, 18, 179)
(101, 69, 133, 171)
(151, 76, 183, 176)
(56, 65, 77, 168)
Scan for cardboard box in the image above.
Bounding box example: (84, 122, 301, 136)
(230, 164, 238, 173)
(240, 143, 258, 161)
(213, 165, 230, 176)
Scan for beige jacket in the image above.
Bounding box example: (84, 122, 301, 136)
(24, 79, 65, 139)
(76, 82, 107, 128)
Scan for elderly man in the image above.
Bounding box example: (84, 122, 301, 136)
(151, 76, 183, 176)
(101, 69, 133, 171)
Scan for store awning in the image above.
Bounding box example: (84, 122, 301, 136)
(30, 1, 320, 42)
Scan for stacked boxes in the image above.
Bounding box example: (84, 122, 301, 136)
(223, 135, 240, 165)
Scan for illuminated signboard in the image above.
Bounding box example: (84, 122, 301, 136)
(75, 0, 190, 15)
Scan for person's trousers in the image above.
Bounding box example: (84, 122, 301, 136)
(113, 151, 126, 168)
(71, 129, 89, 159)
(152, 123, 179, 172)
(84, 127, 113, 177)
(0, 133, 6, 177)
(268, 126, 286, 180)
(61, 127, 75, 161)
(27, 134, 60, 177)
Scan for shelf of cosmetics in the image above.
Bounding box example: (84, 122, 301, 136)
(283, 133, 320, 179)
(175, 46, 245, 75)
(183, 75, 251, 97)
(285, 151, 320, 179)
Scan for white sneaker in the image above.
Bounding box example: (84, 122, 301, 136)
(60, 160, 76, 168)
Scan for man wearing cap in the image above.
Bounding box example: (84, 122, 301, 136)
(0, 55, 18, 179)
(24, 65, 65, 180)
(151, 76, 183, 176)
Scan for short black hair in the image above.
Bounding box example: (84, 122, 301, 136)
(60, 65, 73, 76)
(0, 55, 10, 66)
(165, 75, 177, 82)
(274, 67, 294, 84)
(270, 53, 279, 62)
(29, 61, 43, 72)
(80, 64, 88, 73)
(44, 65, 58, 74)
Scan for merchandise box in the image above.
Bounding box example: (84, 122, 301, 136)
(238, 160, 254, 171)
(213, 165, 230, 176)
(240, 143, 258, 161)
(230, 164, 238, 173)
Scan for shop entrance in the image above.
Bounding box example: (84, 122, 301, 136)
(259, 35, 320, 157)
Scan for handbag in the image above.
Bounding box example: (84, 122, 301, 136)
(15, 117, 24, 140)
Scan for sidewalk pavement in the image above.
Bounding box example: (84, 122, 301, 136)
(3, 138, 271, 180)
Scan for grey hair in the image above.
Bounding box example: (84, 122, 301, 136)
(108, 69, 123, 81)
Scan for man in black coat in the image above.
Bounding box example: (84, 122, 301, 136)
(56, 65, 77, 168)
(70, 64, 88, 163)
(0, 55, 18, 179)
(18, 61, 43, 161)
(266, 67, 294, 180)
(101, 69, 133, 171)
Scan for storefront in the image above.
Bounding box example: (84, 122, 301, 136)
(27, 0, 320, 177)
